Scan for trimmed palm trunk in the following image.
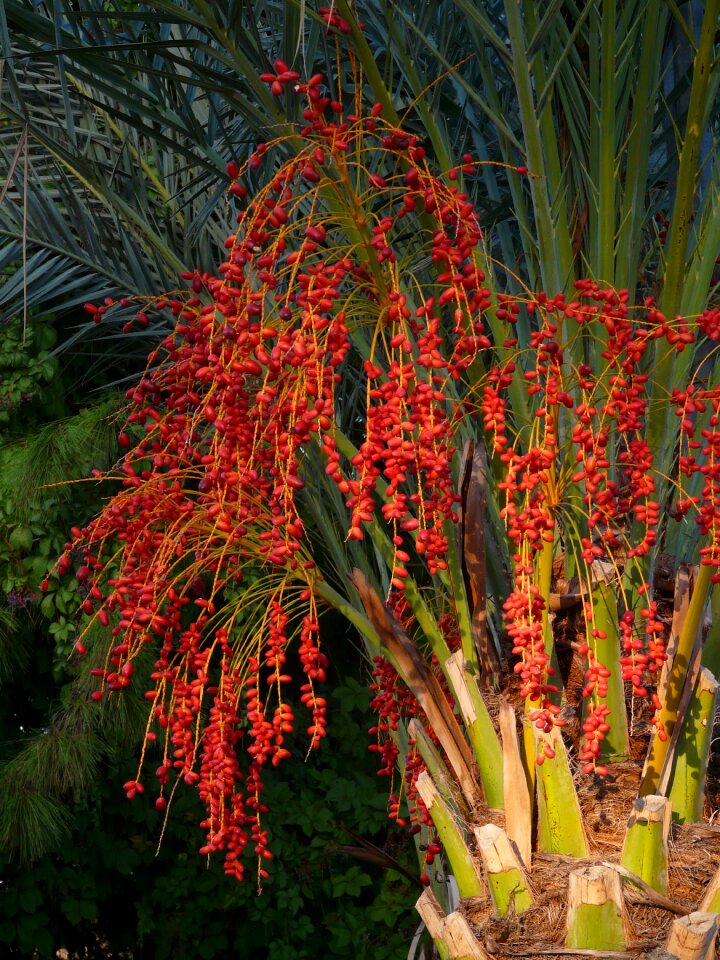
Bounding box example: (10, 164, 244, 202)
(566, 865, 626, 951)
(665, 913, 718, 960)
(621, 795, 671, 894)
(474, 824, 532, 917)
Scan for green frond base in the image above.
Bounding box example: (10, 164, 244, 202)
(668, 669, 718, 823)
(588, 582, 629, 760)
(566, 865, 625, 951)
(445, 653, 504, 810)
(488, 868, 533, 918)
(415, 772, 484, 900)
(621, 797, 670, 895)
(566, 900, 625, 951)
(703, 889, 720, 914)
(535, 728, 588, 857)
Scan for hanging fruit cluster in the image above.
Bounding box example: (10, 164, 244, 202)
(61, 54, 720, 880)
(61, 66, 499, 880)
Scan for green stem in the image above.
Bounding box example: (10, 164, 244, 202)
(641, 562, 712, 795)
(445, 652, 504, 810)
(415, 889, 479, 960)
(620, 795, 671, 894)
(592, 0, 617, 286)
(659, 0, 720, 323)
(443, 520, 479, 674)
(534, 726, 588, 857)
(700, 864, 720, 912)
(649, 0, 720, 458)
(415, 771, 484, 899)
(408, 718, 468, 815)
(538, 519, 563, 701)
(587, 582, 629, 760)
(504, 0, 566, 295)
(667, 668, 718, 823)
(566, 865, 625, 951)
(701, 584, 720, 681)
(475, 824, 532, 917)
(615, 0, 665, 298)
(365, 513, 454, 667)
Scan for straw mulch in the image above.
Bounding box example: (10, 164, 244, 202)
(462, 761, 720, 959)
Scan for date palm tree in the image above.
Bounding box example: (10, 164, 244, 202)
(3, 2, 720, 957)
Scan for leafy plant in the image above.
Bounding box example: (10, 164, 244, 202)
(5, 2, 720, 958)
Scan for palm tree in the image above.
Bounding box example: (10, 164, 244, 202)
(4, 1, 720, 957)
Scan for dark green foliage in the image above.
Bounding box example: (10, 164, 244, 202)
(0, 393, 123, 663)
(0, 319, 59, 434)
(0, 679, 417, 959)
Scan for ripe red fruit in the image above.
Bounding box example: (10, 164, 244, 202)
(69, 79, 705, 884)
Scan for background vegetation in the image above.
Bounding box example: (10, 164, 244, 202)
(1, 0, 719, 957)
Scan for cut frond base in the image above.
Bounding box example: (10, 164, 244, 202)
(459, 813, 720, 959)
